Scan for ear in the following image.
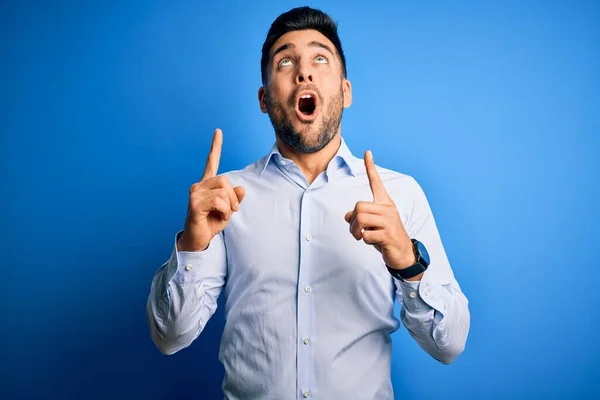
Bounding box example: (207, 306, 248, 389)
(258, 86, 268, 114)
(342, 79, 352, 108)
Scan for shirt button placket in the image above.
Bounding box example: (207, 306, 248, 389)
(298, 191, 314, 400)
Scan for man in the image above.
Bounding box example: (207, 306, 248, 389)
(147, 6, 470, 399)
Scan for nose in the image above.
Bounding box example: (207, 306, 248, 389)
(295, 70, 313, 84)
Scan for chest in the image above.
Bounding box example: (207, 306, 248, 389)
(222, 182, 397, 294)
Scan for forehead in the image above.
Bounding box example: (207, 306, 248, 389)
(270, 29, 337, 57)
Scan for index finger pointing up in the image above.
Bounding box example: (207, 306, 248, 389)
(364, 150, 388, 203)
(202, 128, 223, 181)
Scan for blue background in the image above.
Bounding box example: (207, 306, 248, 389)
(2, 0, 599, 398)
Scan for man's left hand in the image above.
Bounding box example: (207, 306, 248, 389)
(344, 150, 416, 271)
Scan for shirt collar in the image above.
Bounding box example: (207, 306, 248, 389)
(259, 136, 358, 177)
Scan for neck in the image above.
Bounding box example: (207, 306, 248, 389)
(276, 132, 342, 185)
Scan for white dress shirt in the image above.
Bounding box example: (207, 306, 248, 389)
(147, 136, 470, 399)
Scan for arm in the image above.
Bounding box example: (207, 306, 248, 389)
(146, 129, 244, 355)
(346, 153, 470, 364)
(395, 177, 470, 364)
(146, 230, 227, 355)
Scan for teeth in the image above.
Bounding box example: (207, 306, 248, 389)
(301, 94, 312, 99)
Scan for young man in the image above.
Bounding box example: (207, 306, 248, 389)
(147, 6, 470, 399)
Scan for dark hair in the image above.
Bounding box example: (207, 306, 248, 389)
(260, 6, 347, 85)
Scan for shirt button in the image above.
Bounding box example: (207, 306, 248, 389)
(303, 390, 311, 398)
(409, 291, 417, 299)
(304, 285, 312, 293)
(424, 287, 431, 296)
(303, 337, 311, 345)
(305, 234, 312, 241)
(185, 264, 193, 271)
(280, 159, 286, 165)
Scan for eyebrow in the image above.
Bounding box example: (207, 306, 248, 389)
(271, 40, 335, 61)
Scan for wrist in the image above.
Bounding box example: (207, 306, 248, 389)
(177, 232, 209, 252)
(386, 239, 430, 282)
(387, 244, 417, 270)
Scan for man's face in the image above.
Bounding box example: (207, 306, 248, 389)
(259, 29, 352, 154)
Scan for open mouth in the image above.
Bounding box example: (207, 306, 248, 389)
(298, 94, 316, 115)
(295, 91, 319, 121)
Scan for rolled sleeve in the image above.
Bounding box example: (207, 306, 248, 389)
(397, 269, 449, 316)
(147, 230, 227, 355)
(392, 176, 470, 364)
(165, 231, 226, 285)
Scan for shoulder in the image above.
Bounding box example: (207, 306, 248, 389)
(218, 155, 269, 187)
(352, 155, 424, 199)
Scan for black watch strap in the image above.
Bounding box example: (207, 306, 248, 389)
(386, 262, 426, 281)
(386, 239, 428, 280)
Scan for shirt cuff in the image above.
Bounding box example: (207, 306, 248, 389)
(397, 268, 448, 316)
(166, 231, 219, 284)
(397, 278, 429, 313)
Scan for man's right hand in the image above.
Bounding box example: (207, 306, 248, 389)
(177, 129, 246, 252)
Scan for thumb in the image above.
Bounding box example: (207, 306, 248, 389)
(344, 210, 352, 223)
(234, 186, 246, 205)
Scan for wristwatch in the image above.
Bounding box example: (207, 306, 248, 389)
(386, 239, 430, 281)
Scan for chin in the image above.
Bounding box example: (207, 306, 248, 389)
(295, 123, 322, 142)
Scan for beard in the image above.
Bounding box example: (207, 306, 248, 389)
(265, 84, 344, 154)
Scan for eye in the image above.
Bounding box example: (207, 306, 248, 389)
(315, 55, 328, 64)
(278, 58, 293, 67)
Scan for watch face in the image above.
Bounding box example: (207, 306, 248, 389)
(416, 241, 430, 265)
